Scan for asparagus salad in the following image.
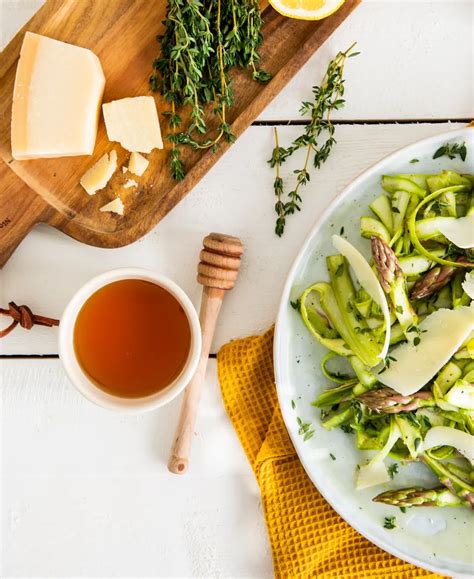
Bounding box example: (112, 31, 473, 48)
(294, 168, 474, 509)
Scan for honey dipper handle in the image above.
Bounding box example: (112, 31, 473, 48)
(168, 286, 224, 474)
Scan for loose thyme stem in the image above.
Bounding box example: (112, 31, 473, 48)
(272, 128, 285, 236)
(268, 43, 359, 235)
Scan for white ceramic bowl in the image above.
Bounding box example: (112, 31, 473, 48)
(59, 268, 201, 413)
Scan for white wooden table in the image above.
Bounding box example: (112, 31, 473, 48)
(1, 1, 473, 577)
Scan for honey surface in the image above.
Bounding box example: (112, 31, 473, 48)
(74, 279, 191, 398)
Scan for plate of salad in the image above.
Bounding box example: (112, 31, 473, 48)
(274, 126, 474, 576)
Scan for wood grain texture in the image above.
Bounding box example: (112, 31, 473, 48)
(0, 0, 360, 266)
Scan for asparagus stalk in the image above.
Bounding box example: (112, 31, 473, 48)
(373, 486, 467, 507)
(371, 236, 418, 335)
(410, 256, 470, 300)
(423, 453, 474, 508)
(356, 387, 434, 413)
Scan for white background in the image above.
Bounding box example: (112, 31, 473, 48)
(1, 1, 473, 577)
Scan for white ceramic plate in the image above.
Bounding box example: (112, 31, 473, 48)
(274, 127, 474, 576)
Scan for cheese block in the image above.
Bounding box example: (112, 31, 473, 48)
(11, 32, 105, 160)
(128, 152, 149, 176)
(80, 150, 117, 195)
(103, 97, 163, 153)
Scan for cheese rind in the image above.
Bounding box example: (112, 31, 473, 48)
(99, 197, 124, 216)
(128, 152, 149, 176)
(80, 150, 117, 195)
(11, 32, 105, 160)
(103, 97, 163, 153)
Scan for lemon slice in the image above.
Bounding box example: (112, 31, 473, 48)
(269, 0, 345, 20)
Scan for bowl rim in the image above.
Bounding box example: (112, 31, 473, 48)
(58, 267, 202, 413)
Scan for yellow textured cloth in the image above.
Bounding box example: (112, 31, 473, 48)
(217, 327, 443, 579)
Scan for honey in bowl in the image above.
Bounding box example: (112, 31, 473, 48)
(73, 279, 192, 398)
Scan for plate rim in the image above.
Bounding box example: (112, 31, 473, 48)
(274, 125, 473, 576)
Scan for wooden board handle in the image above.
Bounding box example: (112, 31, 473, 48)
(0, 159, 51, 267)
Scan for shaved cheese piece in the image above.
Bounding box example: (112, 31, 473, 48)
(128, 152, 149, 176)
(356, 461, 390, 490)
(332, 235, 391, 359)
(123, 179, 138, 189)
(437, 214, 474, 249)
(103, 96, 163, 153)
(423, 426, 474, 465)
(462, 271, 474, 300)
(445, 382, 474, 410)
(378, 305, 474, 395)
(80, 150, 117, 195)
(99, 197, 124, 216)
(122, 166, 127, 174)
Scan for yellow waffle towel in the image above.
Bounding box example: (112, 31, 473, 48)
(217, 327, 443, 579)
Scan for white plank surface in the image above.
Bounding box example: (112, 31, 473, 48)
(2, 358, 273, 577)
(1, 1, 472, 577)
(0, 1, 472, 121)
(0, 122, 465, 355)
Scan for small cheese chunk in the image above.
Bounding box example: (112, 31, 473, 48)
(99, 197, 124, 216)
(11, 32, 105, 160)
(128, 152, 149, 176)
(123, 179, 138, 189)
(80, 150, 117, 195)
(122, 166, 128, 174)
(103, 97, 163, 153)
(377, 305, 474, 395)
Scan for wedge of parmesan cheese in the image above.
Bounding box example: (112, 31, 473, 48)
(80, 150, 117, 195)
(377, 305, 474, 396)
(99, 197, 124, 216)
(332, 235, 391, 360)
(128, 152, 149, 176)
(11, 32, 105, 160)
(103, 97, 163, 153)
(437, 214, 474, 249)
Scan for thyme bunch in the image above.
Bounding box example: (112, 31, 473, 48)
(150, 0, 271, 180)
(268, 43, 359, 236)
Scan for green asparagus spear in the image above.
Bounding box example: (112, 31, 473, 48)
(373, 486, 468, 508)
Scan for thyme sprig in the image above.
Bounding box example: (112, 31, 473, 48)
(433, 142, 467, 162)
(151, 0, 271, 179)
(268, 43, 359, 236)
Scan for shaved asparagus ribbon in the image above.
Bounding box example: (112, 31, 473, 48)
(408, 185, 472, 268)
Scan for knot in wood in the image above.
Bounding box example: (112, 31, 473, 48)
(197, 232, 244, 290)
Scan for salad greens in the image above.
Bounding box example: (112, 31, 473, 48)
(293, 168, 474, 510)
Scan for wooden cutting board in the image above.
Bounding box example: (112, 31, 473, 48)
(0, 0, 360, 267)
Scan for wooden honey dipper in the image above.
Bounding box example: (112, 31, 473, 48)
(168, 233, 244, 474)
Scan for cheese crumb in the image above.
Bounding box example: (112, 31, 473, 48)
(122, 166, 127, 174)
(80, 150, 117, 195)
(100, 197, 124, 216)
(123, 179, 138, 189)
(128, 152, 149, 176)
